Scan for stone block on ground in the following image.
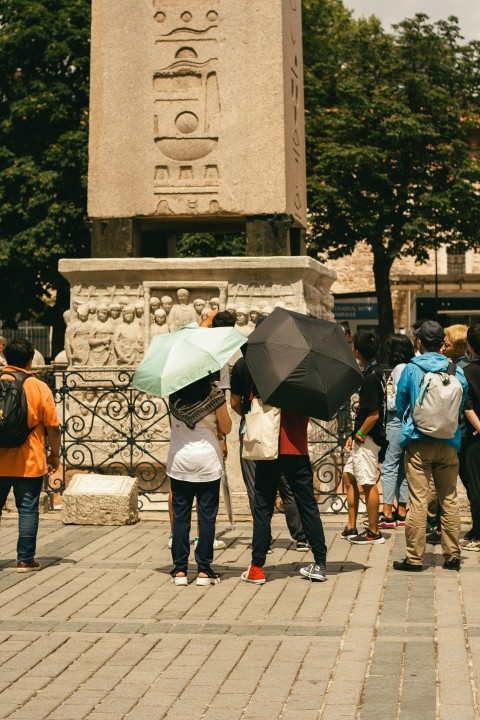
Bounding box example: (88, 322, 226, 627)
(61, 474, 138, 526)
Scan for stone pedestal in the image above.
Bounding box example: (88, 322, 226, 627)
(61, 474, 139, 525)
(58, 256, 336, 515)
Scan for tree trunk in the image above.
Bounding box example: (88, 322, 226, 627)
(372, 251, 395, 359)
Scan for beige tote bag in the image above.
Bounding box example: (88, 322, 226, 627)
(242, 397, 281, 461)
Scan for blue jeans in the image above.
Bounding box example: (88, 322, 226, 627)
(0, 476, 44, 563)
(380, 413, 409, 506)
(170, 478, 220, 573)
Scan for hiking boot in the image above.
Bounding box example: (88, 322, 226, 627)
(349, 529, 385, 545)
(299, 562, 327, 582)
(393, 558, 422, 572)
(296, 541, 309, 551)
(426, 530, 442, 545)
(459, 538, 480, 552)
(170, 569, 188, 586)
(196, 567, 221, 586)
(241, 565, 266, 585)
(443, 557, 461, 571)
(16, 561, 41, 573)
(341, 526, 358, 540)
(378, 514, 396, 529)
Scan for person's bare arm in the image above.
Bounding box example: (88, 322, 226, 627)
(230, 393, 242, 417)
(215, 403, 232, 436)
(46, 425, 61, 472)
(357, 410, 380, 439)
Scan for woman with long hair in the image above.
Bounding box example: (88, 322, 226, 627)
(167, 374, 231, 586)
(378, 334, 414, 528)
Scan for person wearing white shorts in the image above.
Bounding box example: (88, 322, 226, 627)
(341, 331, 386, 545)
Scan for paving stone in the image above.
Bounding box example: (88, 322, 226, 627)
(0, 520, 478, 720)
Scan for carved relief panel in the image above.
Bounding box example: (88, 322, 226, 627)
(152, 1, 232, 216)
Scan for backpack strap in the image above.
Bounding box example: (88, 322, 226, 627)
(0, 369, 32, 384)
(447, 361, 457, 377)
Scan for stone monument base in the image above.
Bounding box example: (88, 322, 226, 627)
(61, 474, 139, 525)
(59, 256, 337, 516)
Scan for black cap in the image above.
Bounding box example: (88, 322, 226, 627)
(416, 320, 445, 345)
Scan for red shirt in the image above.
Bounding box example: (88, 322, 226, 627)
(279, 411, 309, 455)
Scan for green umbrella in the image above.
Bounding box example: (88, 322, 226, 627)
(132, 323, 247, 397)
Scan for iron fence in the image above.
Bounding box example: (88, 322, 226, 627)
(49, 369, 356, 513)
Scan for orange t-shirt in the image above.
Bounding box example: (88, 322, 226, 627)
(0, 366, 60, 478)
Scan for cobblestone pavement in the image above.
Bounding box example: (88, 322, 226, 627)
(0, 517, 479, 720)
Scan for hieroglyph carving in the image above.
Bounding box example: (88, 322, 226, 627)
(152, 1, 228, 215)
(287, 0, 304, 222)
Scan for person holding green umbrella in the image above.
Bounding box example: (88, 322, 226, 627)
(133, 322, 245, 585)
(166, 374, 232, 586)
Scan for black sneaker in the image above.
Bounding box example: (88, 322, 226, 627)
(350, 529, 385, 545)
(299, 562, 326, 582)
(393, 558, 422, 572)
(296, 541, 309, 551)
(443, 557, 461, 571)
(426, 531, 442, 545)
(341, 526, 358, 540)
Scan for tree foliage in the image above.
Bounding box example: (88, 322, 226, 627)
(0, 0, 90, 333)
(303, 1, 480, 342)
(176, 232, 246, 258)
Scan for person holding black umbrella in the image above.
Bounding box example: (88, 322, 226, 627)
(241, 405, 328, 583)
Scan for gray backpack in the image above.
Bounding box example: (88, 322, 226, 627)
(411, 362, 463, 439)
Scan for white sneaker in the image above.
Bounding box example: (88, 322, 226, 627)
(193, 537, 226, 551)
(196, 568, 221, 586)
(170, 570, 188, 586)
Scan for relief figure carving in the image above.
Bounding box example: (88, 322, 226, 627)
(113, 306, 143, 366)
(167, 288, 198, 331)
(151, 309, 170, 337)
(69, 305, 92, 366)
(88, 305, 115, 367)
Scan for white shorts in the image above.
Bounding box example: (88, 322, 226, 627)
(343, 436, 380, 487)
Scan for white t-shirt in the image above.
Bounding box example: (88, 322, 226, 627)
(167, 412, 223, 482)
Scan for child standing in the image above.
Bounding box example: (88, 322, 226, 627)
(342, 330, 386, 545)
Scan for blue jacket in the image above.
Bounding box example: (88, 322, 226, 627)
(396, 353, 468, 451)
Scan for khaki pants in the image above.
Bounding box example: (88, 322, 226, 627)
(405, 439, 460, 564)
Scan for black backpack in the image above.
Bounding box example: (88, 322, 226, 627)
(0, 370, 34, 448)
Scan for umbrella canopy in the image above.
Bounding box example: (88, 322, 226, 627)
(132, 323, 247, 397)
(246, 308, 364, 420)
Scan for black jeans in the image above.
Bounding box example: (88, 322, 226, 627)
(252, 455, 327, 567)
(459, 440, 480, 538)
(170, 478, 220, 573)
(239, 431, 307, 542)
(0, 476, 44, 562)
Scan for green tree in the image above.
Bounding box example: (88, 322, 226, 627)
(176, 232, 246, 258)
(0, 0, 90, 351)
(303, 2, 480, 345)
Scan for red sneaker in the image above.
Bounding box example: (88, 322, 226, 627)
(241, 565, 266, 584)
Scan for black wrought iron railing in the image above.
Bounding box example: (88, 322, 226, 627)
(49, 369, 357, 513)
(50, 369, 170, 510)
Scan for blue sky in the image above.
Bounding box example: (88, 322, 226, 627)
(345, 0, 480, 41)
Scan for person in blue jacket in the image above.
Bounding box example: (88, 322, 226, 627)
(393, 320, 468, 572)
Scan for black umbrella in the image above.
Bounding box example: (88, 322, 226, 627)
(245, 307, 364, 420)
